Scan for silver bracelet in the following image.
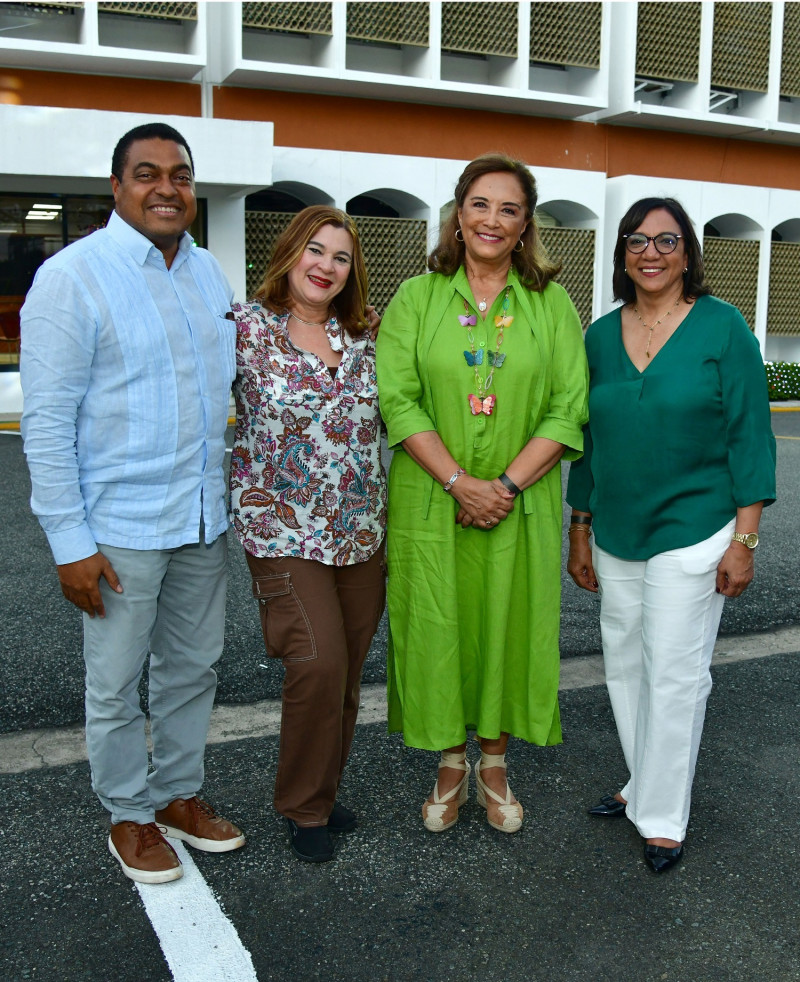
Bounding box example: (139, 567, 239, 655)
(443, 468, 465, 493)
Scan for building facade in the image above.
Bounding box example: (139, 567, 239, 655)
(2, 0, 800, 414)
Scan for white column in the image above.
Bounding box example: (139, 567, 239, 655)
(205, 196, 247, 303)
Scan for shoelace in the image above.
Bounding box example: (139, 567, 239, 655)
(182, 796, 220, 833)
(188, 797, 217, 819)
(136, 822, 167, 857)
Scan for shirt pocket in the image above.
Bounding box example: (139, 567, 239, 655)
(217, 315, 237, 385)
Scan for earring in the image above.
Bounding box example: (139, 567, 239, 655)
(624, 267, 628, 274)
(683, 267, 688, 273)
(455, 228, 464, 242)
(514, 238, 524, 252)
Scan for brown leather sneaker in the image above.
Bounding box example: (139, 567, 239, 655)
(108, 821, 183, 884)
(155, 797, 245, 853)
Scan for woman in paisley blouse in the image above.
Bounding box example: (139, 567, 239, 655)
(230, 206, 386, 864)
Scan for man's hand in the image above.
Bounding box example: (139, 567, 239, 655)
(57, 552, 123, 618)
(366, 305, 381, 340)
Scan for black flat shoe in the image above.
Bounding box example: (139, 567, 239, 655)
(587, 793, 627, 817)
(286, 819, 334, 863)
(644, 843, 684, 873)
(327, 802, 357, 833)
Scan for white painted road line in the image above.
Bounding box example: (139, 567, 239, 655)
(136, 841, 258, 982)
(3, 624, 800, 774)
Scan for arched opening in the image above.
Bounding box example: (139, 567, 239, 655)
(703, 214, 763, 330)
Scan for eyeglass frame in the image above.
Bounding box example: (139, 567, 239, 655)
(623, 232, 683, 255)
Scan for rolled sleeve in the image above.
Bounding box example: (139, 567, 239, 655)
(376, 278, 437, 448)
(531, 286, 589, 460)
(720, 319, 776, 507)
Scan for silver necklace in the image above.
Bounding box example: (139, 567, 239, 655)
(289, 311, 328, 328)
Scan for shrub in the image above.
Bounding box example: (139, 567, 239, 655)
(765, 361, 800, 401)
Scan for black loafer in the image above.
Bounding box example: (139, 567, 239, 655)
(286, 819, 334, 863)
(644, 843, 684, 873)
(588, 793, 627, 817)
(327, 802, 357, 833)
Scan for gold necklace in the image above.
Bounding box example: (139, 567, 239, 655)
(633, 294, 682, 358)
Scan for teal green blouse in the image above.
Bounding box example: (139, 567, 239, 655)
(567, 295, 776, 560)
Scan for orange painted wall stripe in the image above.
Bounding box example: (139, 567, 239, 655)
(3, 67, 800, 193)
(606, 127, 800, 189)
(213, 86, 608, 171)
(0, 66, 201, 116)
(215, 87, 800, 192)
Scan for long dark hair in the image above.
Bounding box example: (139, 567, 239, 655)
(254, 206, 368, 337)
(612, 197, 710, 304)
(428, 152, 561, 292)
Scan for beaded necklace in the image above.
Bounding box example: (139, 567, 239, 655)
(459, 287, 512, 416)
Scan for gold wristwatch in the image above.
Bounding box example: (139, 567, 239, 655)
(731, 531, 759, 550)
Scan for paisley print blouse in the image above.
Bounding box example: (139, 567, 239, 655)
(230, 301, 386, 566)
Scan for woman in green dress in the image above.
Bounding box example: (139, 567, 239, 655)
(376, 153, 589, 834)
(566, 198, 776, 873)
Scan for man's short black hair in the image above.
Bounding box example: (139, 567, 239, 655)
(111, 123, 195, 180)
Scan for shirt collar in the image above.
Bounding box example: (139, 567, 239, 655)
(106, 210, 193, 269)
(453, 263, 522, 308)
(277, 310, 345, 352)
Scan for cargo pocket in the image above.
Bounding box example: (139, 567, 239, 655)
(251, 572, 318, 663)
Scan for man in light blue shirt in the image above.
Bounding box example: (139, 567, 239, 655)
(21, 123, 245, 884)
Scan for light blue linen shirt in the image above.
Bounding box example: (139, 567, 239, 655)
(20, 210, 235, 565)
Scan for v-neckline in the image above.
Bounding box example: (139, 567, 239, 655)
(620, 300, 696, 375)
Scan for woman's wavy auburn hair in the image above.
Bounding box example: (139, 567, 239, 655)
(428, 152, 561, 292)
(612, 197, 710, 304)
(254, 205, 369, 336)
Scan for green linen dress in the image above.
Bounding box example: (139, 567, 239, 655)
(567, 295, 777, 560)
(376, 267, 589, 751)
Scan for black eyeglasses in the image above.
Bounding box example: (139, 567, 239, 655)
(623, 233, 683, 255)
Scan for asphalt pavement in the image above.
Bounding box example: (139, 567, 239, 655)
(0, 411, 798, 981)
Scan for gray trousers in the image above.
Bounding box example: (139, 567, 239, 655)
(82, 531, 228, 824)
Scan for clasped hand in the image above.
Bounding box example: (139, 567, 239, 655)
(452, 476, 516, 529)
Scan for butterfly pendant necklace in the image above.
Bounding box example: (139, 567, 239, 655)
(460, 287, 512, 416)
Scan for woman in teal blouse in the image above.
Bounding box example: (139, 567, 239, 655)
(567, 197, 776, 874)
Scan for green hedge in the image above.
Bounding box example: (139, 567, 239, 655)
(765, 361, 800, 401)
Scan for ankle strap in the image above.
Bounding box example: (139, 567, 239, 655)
(479, 752, 507, 769)
(439, 750, 467, 768)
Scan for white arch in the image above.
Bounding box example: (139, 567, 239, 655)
(705, 213, 763, 238)
(537, 199, 599, 228)
(270, 182, 334, 207)
(349, 187, 427, 217)
(772, 217, 800, 242)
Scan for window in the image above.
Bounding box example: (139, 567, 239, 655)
(0, 193, 206, 369)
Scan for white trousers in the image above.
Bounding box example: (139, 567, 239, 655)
(593, 520, 734, 842)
